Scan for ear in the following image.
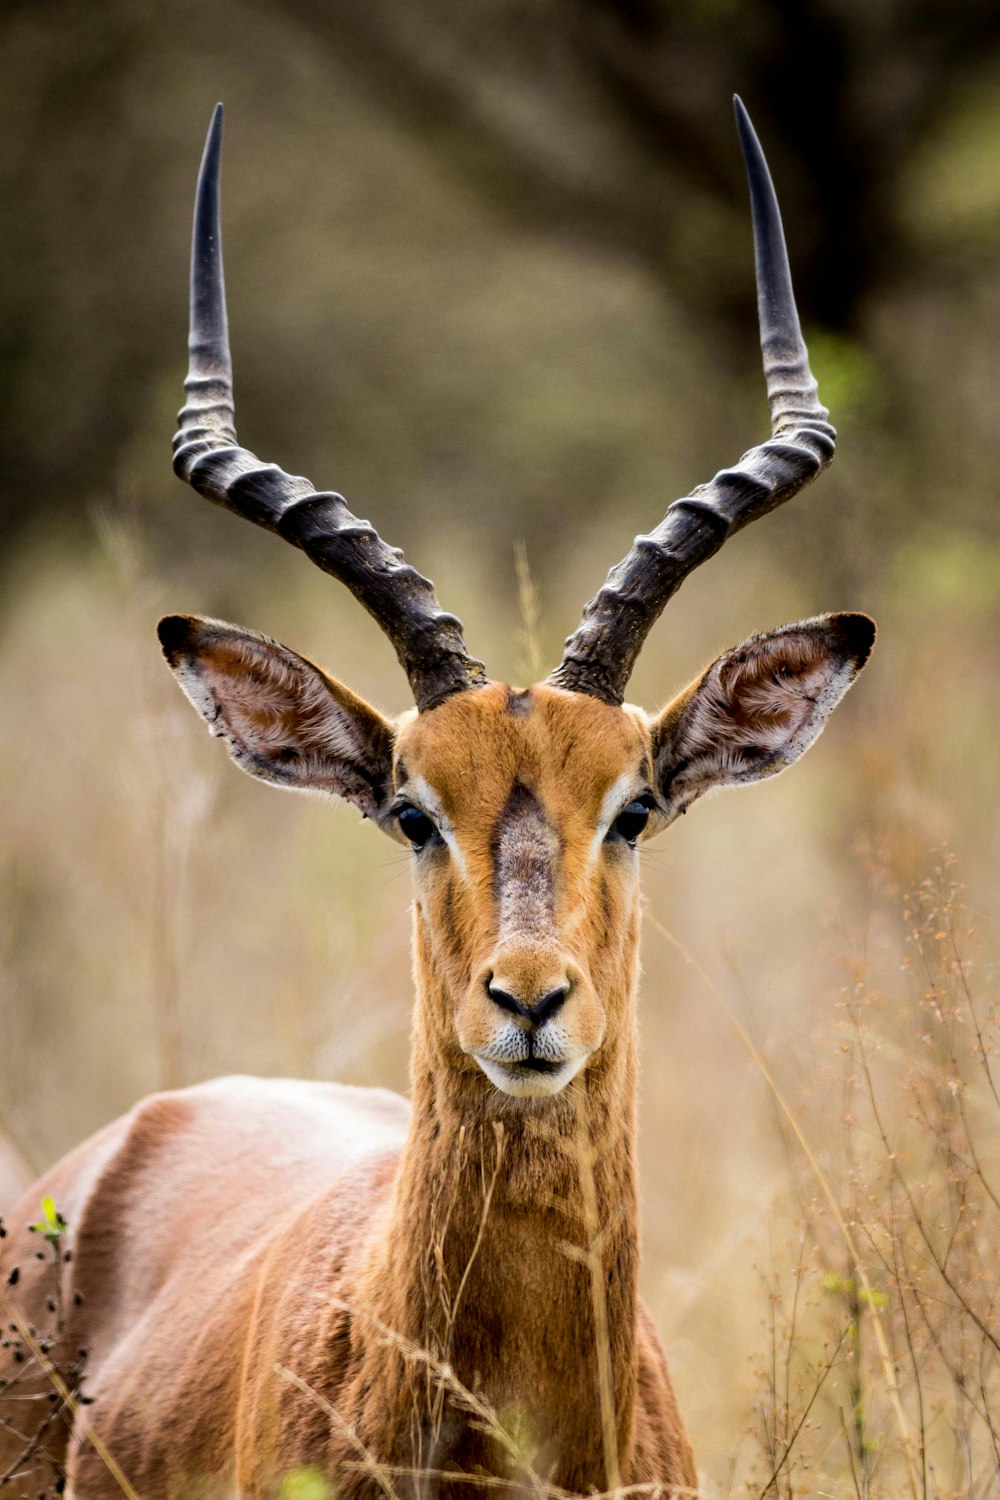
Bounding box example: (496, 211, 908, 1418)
(157, 615, 396, 826)
(650, 612, 875, 823)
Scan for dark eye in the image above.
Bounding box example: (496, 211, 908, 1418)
(398, 805, 437, 850)
(610, 799, 651, 847)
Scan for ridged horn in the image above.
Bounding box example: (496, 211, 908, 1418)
(172, 104, 488, 713)
(547, 96, 836, 706)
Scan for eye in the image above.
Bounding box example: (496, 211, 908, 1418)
(397, 805, 437, 850)
(609, 798, 652, 847)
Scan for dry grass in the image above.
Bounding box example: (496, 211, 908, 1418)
(728, 852, 1000, 1498)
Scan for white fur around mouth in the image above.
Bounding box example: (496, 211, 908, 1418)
(475, 1053, 587, 1098)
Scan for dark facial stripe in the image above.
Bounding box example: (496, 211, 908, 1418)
(493, 782, 558, 943)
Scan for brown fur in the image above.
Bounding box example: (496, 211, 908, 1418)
(1, 613, 875, 1498)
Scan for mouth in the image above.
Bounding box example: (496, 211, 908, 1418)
(474, 1051, 587, 1098)
(515, 1056, 563, 1075)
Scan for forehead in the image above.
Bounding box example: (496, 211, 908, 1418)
(394, 682, 650, 822)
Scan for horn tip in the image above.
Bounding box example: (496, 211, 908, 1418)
(203, 103, 224, 163)
(732, 94, 762, 163)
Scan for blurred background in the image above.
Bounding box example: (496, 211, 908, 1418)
(2, 1, 1000, 1492)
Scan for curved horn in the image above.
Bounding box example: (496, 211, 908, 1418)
(547, 96, 836, 706)
(172, 104, 488, 713)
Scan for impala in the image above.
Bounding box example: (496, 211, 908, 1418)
(1, 99, 873, 1499)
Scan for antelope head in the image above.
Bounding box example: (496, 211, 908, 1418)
(161, 101, 874, 1102)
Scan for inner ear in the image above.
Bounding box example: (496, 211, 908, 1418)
(158, 614, 397, 825)
(650, 612, 875, 822)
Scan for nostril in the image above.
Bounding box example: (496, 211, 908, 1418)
(486, 982, 531, 1021)
(530, 984, 570, 1026)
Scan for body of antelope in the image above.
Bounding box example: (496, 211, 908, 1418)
(1, 99, 873, 1500)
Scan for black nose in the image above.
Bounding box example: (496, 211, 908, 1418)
(487, 981, 570, 1028)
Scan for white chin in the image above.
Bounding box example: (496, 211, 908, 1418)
(476, 1054, 587, 1098)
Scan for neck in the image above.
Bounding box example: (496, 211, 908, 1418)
(353, 960, 641, 1492)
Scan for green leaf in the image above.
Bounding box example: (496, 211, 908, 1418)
(29, 1196, 69, 1244)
